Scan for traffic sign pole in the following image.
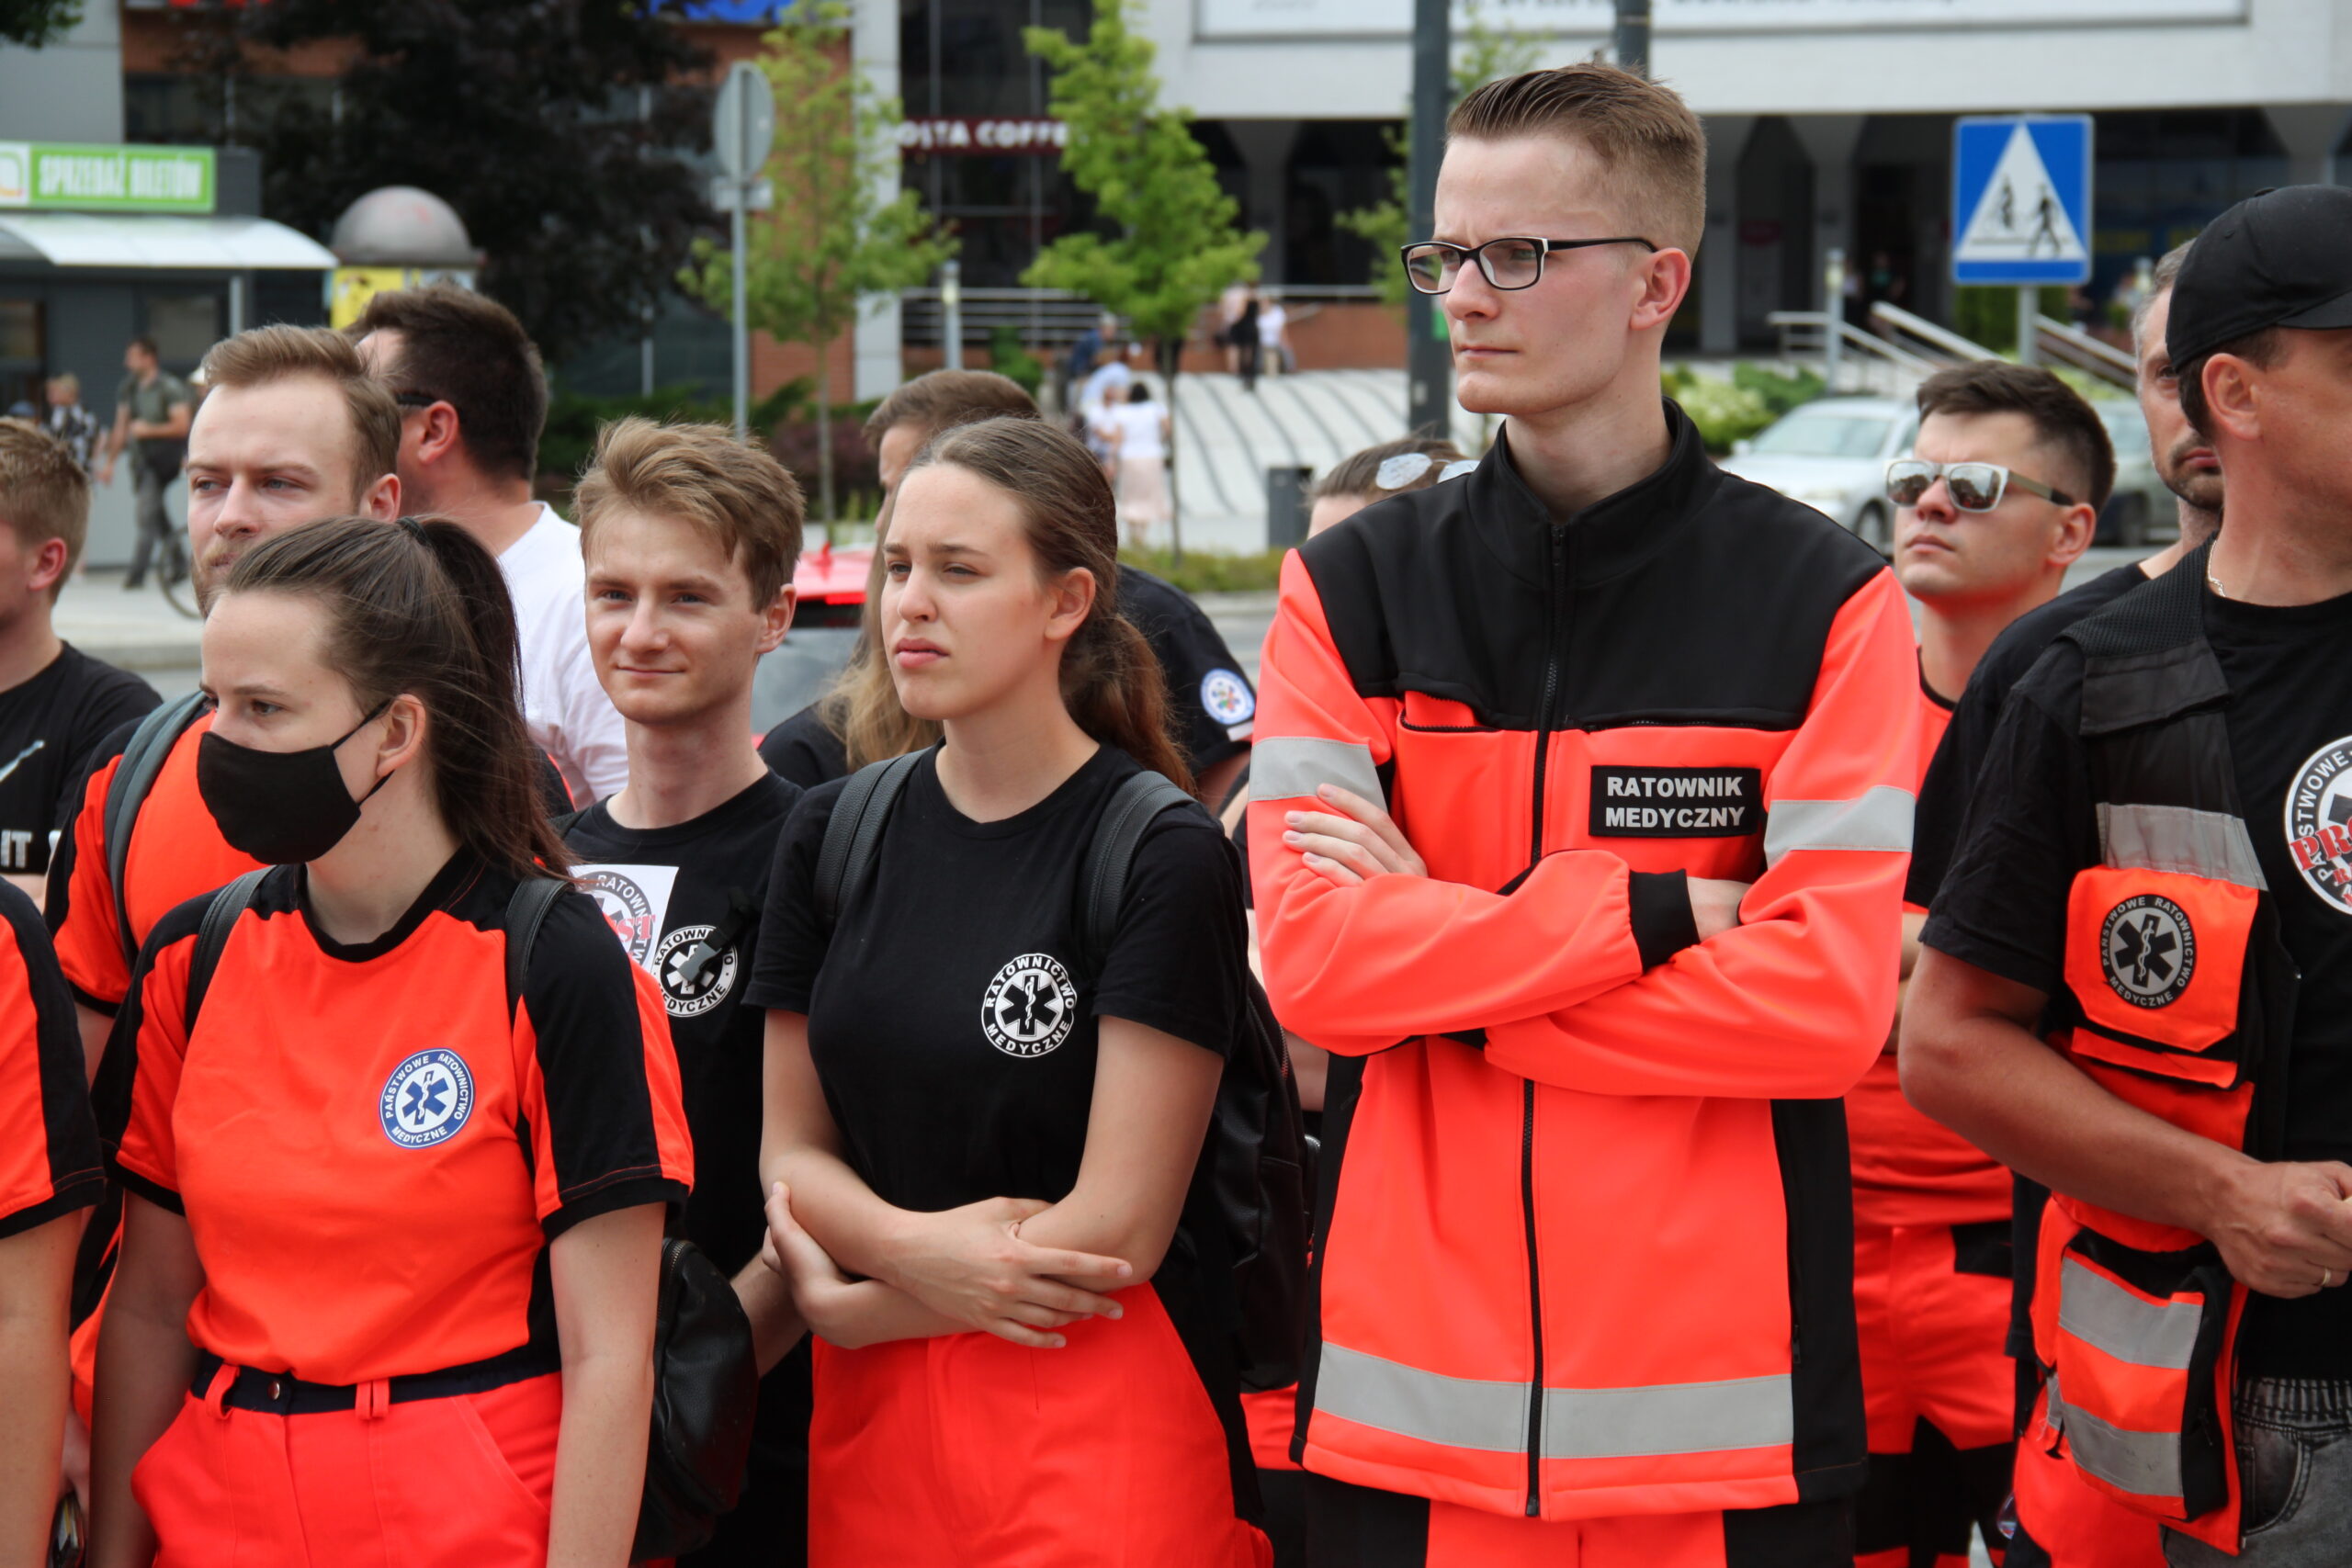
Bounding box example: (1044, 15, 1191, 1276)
(2018, 286, 2038, 367)
(713, 61, 776, 438)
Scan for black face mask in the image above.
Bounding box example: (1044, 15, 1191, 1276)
(197, 701, 395, 864)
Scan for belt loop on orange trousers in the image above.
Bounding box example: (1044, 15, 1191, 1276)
(202, 1362, 237, 1419)
(359, 1378, 390, 1421)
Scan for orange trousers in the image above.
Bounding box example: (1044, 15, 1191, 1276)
(808, 1283, 1268, 1568)
(135, 1369, 559, 1567)
(1303, 1472, 1852, 1567)
(1853, 1221, 2017, 1568)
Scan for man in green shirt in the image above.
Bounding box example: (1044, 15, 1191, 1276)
(100, 336, 192, 591)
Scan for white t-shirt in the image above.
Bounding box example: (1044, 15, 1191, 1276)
(1103, 402, 1168, 462)
(1258, 302, 1287, 344)
(1082, 361, 1133, 417)
(500, 503, 628, 806)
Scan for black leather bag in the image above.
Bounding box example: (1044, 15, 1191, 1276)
(632, 1235, 762, 1561)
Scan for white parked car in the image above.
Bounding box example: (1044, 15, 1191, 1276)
(1719, 397, 1919, 551)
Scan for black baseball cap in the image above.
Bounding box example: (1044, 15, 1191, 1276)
(2168, 185, 2352, 367)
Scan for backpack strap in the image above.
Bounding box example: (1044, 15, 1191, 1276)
(183, 867, 267, 1033)
(671, 886, 759, 991)
(504, 876, 568, 1021)
(1079, 771, 1196, 972)
(813, 752, 923, 932)
(105, 692, 210, 967)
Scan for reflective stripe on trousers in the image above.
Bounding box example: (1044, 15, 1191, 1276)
(1314, 1341, 1794, 1461)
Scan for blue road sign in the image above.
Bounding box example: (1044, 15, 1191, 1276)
(1951, 116, 2094, 287)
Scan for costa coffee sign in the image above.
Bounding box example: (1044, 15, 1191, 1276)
(898, 118, 1069, 156)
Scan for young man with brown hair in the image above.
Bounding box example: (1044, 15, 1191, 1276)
(563, 416, 809, 1568)
(1248, 65, 1917, 1566)
(1905, 186, 2352, 1566)
(0, 422, 158, 905)
(759, 367, 1258, 807)
(1849, 362, 2104, 1568)
(352, 284, 628, 804)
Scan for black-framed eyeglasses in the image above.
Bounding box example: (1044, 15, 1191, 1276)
(1399, 235, 1659, 295)
(1885, 458, 2076, 513)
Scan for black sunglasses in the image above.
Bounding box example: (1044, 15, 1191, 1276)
(1399, 235, 1660, 295)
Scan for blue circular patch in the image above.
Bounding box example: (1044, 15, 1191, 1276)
(1200, 668, 1255, 728)
(379, 1049, 475, 1150)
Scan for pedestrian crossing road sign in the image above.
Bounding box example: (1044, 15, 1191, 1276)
(1951, 116, 2093, 287)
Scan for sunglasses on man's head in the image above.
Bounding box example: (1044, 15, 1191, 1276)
(1885, 458, 2075, 513)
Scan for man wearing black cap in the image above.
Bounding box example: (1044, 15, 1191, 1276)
(1902, 184, 2352, 1567)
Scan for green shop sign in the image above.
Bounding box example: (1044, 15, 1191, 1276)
(0, 142, 216, 214)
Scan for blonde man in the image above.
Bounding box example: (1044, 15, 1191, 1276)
(564, 417, 808, 1568)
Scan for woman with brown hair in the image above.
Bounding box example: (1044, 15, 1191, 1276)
(89, 515, 692, 1568)
(748, 417, 1267, 1566)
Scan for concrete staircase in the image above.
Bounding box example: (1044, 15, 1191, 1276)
(1159, 371, 1496, 554)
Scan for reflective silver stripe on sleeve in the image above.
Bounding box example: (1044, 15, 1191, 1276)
(1543, 1373, 1793, 1458)
(1760, 785, 1915, 867)
(1251, 737, 1385, 807)
(1315, 1342, 1792, 1461)
(2057, 1257, 2203, 1371)
(2045, 1374, 2184, 1504)
(2098, 803, 2267, 891)
(1314, 1343, 1528, 1452)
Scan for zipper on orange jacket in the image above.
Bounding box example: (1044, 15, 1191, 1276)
(1518, 519, 1571, 1515)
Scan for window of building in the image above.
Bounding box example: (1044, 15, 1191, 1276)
(144, 294, 220, 369)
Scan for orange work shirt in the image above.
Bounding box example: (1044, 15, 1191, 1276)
(50, 710, 261, 1013)
(102, 854, 693, 1384)
(0, 880, 103, 1236)
(1846, 671, 2010, 1228)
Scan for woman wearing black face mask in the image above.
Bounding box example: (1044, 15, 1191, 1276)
(87, 516, 693, 1568)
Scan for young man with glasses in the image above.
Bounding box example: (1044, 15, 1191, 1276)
(1849, 362, 2104, 1568)
(1248, 64, 1917, 1568)
(1905, 185, 2352, 1566)
(350, 285, 628, 805)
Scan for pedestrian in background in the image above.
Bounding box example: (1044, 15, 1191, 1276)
(100, 339, 191, 594)
(43, 376, 102, 477)
(1102, 380, 1170, 549)
(1258, 293, 1291, 377)
(1231, 290, 1263, 393)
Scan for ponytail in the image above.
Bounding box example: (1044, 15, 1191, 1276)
(220, 514, 573, 882)
(910, 419, 1193, 795)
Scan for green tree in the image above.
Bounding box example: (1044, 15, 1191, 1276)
(1024, 0, 1263, 558)
(682, 2, 952, 522)
(203, 0, 715, 365)
(1338, 7, 1547, 309)
(0, 0, 82, 49)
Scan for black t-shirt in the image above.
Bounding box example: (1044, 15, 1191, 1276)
(1925, 581, 2352, 1377)
(0, 645, 159, 879)
(1906, 565, 2148, 908)
(746, 743, 1245, 1216)
(758, 703, 849, 792)
(755, 567, 1255, 789)
(560, 773, 800, 1274)
(1122, 566, 1257, 778)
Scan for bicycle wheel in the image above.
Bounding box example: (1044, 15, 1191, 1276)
(157, 556, 198, 619)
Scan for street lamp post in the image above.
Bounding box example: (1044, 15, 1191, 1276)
(1405, 0, 1450, 439)
(1615, 0, 1651, 79)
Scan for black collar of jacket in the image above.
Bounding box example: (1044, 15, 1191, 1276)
(1467, 397, 1722, 591)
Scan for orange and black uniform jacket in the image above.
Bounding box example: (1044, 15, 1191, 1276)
(0, 880, 103, 1239)
(1248, 403, 1917, 1524)
(1846, 682, 2010, 1233)
(49, 711, 260, 1015)
(95, 859, 693, 1384)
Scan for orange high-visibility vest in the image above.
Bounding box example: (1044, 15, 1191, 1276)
(2027, 555, 2293, 1556)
